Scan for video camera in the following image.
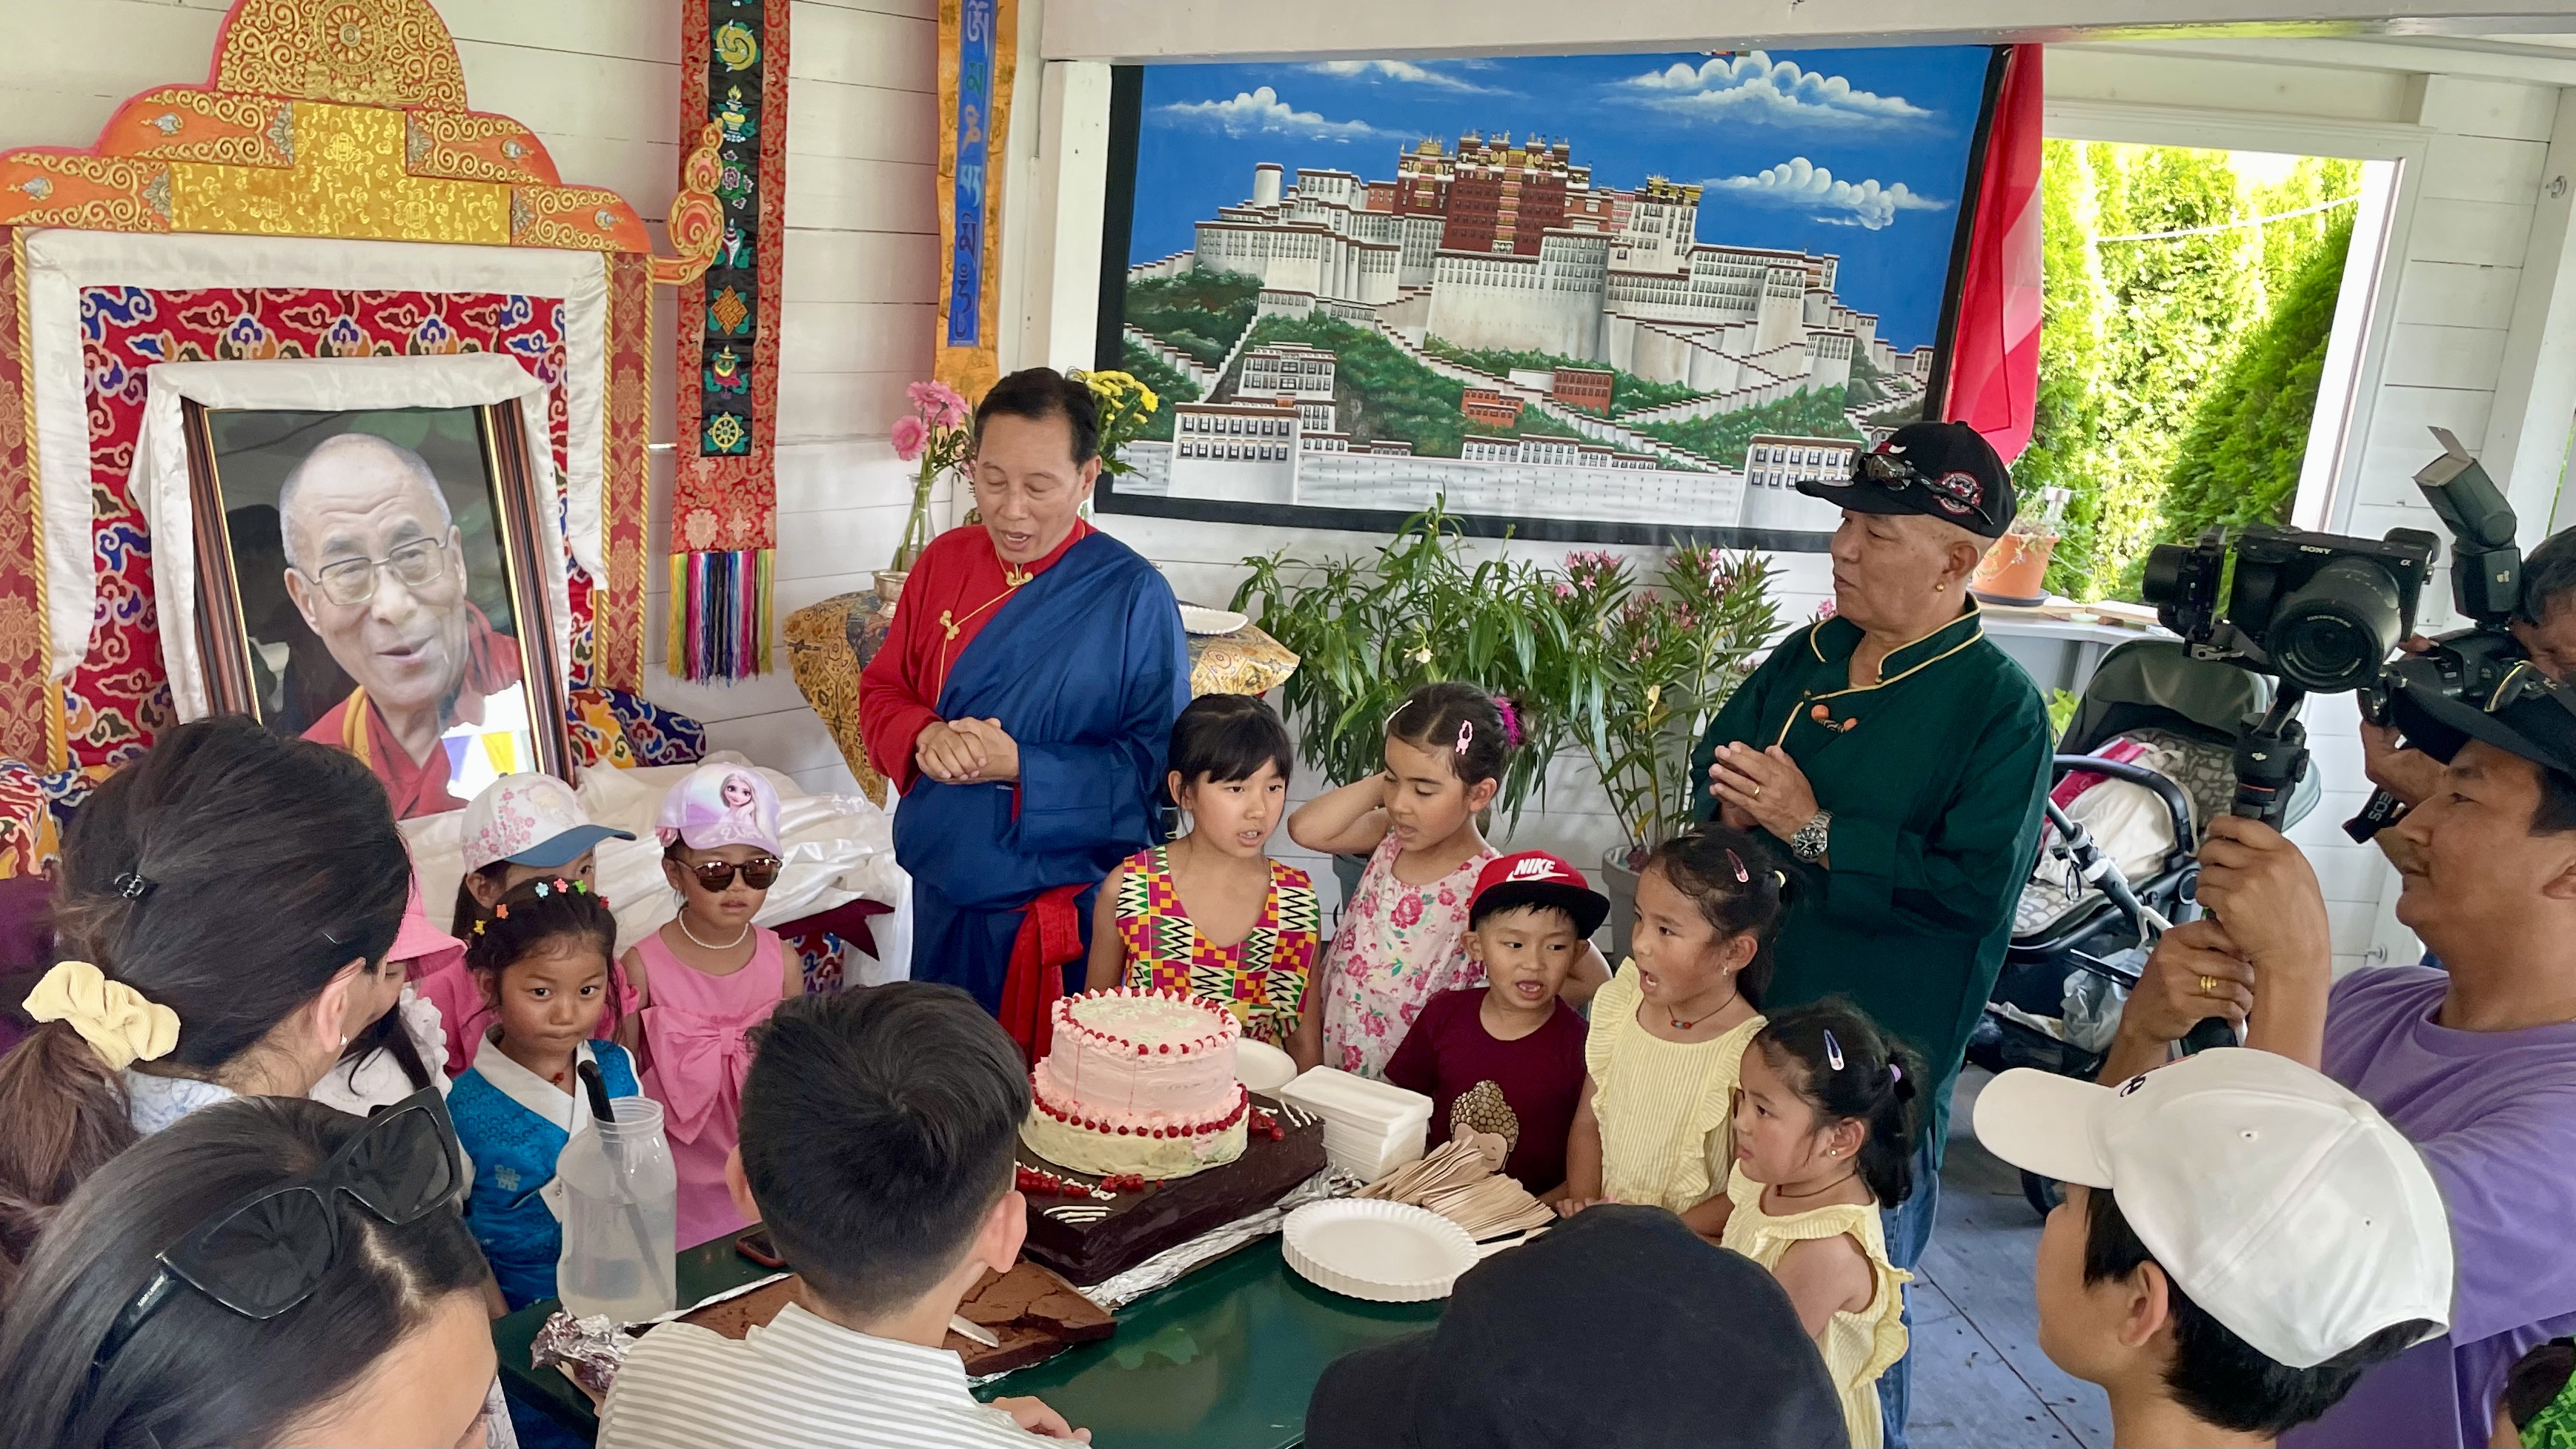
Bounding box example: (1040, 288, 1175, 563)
(2138, 426, 2519, 835)
(2137, 429, 2522, 1054)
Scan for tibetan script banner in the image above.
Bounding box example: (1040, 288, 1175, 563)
(936, 0, 1015, 400)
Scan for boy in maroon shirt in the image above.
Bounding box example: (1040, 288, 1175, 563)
(1384, 852, 1603, 1196)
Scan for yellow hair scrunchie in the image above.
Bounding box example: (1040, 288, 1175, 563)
(24, 961, 180, 1071)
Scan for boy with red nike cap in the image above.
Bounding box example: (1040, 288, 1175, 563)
(1385, 850, 1606, 1196)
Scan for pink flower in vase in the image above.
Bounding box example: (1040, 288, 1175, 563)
(909, 380, 969, 430)
(890, 413, 927, 462)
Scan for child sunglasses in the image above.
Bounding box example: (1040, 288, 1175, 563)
(682, 855, 783, 891)
(91, 1086, 463, 1371)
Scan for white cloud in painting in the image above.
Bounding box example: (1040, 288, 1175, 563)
(1704, 157, 1942, 230)
(1308, 59, 1500, 93)
(1627, 51, 1931, 128)
(1160, 86, 1382, 140)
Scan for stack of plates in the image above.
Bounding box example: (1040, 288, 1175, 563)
(1283, 1199, 1478, 1302)
(1278, 1068, 1432, 1181)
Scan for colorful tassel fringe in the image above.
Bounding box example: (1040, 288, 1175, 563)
(669, 548, 774, 682)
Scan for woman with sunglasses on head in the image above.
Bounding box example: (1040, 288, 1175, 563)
(0, 715, 411, 1292)
(0, 1094, 494, 1449)
(1687, 420, 2054, 1449)
(622, 765, 797, 1249)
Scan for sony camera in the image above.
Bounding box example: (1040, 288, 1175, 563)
(2142, 524, 2438, 694)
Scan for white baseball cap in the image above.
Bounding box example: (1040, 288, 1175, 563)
(1974, 1050, 2452, 1370)
(460, 773, 635, 873)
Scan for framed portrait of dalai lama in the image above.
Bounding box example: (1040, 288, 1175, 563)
(180, 400, 572, 820)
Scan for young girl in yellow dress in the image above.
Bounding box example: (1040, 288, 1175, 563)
(1560, 825, 1782, 1239)
(1086, 694, 1321, 1049)
(1726, 999, 1922, 1448)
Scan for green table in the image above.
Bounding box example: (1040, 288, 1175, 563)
(494, 1233, 1441, 1449)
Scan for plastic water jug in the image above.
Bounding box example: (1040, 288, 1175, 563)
(555, 1096, 678, 1322)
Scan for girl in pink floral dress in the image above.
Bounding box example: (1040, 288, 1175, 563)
(1287, 683, 1513, 1078)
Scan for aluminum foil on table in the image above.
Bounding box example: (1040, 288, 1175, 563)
(529, 1271, 793, 1399)
(1083, 1169, 1358, 1310)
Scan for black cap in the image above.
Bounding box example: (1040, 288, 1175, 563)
(2387, 657, 2576, 777)
(1796, 420, 2017, 539)
(1304, 1205, 1850, 1449)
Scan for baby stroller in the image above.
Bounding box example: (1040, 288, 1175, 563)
(1966, 639, 2320, 1216)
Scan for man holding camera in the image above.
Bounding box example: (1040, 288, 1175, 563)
(2101, 668, 2576, 1449)
(2363, 527, 2576, 805)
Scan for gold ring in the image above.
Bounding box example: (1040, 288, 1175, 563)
(2198, 975, 2217, 994)
(1751, 783, 1762, 798)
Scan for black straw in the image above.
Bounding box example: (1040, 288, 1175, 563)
(577, 1059, 617, 1124)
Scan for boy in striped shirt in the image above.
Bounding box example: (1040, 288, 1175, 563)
(600, 985, 1088, 1448)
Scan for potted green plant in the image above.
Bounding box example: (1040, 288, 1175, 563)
(1537, 544, 1778, 959)
(1232, 503, 1564, 898)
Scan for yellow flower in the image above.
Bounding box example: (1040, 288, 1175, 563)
(1644, 683, 1662, 709)
(1135, 383, 1160, 414)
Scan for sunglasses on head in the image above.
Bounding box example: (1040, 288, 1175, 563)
(682, 855, 781, 892)
(94, 1086, 463, 1371)
(1850, 448, 2000, 532)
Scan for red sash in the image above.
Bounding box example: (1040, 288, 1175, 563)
(997, 883, 1087, 1066)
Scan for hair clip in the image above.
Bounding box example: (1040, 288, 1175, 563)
(472, 920, 486, 935)
(1493, 696, 1525, 749)
(534, 881, 551, 898)
(1770, 869, 1788, 889)
(494, 903, 509, 920)
(113, 871, 153, 901)
(1822, 1029, 1845, 1072)
(1888, 1062, 1903, 1084)
(1724, 848, 1749, 883)
(1454, 720, 1474, 755)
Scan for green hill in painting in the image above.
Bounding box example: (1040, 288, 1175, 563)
(1123, 268, 1263, 367)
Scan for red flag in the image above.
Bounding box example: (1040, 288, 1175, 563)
(1944, 45, 2045, 462)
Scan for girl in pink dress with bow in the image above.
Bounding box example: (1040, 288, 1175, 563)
(625, 765, 801, 1248)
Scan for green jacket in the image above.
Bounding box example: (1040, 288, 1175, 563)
(1690, 603, 2049, 1143)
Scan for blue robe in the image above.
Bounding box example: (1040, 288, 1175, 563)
(448, 1037, 640, 1310)
(895, 531, 1189, 1011)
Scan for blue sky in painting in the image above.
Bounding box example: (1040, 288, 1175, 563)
(1130, 47, 1992, 350)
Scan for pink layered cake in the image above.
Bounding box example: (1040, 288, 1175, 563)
(1020, 988, 1249, 1180)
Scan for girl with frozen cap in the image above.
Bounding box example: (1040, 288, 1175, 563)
(624, 763, 801, 1248)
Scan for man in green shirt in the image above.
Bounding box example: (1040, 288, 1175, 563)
(1692, 420, 2051, 1448)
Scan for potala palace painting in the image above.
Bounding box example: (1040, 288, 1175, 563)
(1100, 47, 1999, 543)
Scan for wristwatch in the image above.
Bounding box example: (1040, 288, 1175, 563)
(1790, 810, 1833, 862)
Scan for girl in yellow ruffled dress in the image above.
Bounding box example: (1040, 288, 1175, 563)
(1559, 826, 1782, 1238)
(1724, 1000, 1923, 1449)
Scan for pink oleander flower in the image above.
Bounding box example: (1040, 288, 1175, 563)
(908, 379, 969, 430)
(1813, 597, 1839, 620)
(1553, 581, 1575, 599)
(891, 413, 928, 462)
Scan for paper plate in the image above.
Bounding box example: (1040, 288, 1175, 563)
(1284, 1199, 1479, 1302)
(1235, 1038, 1298, 1092)
(1179, 603, 1249, 637)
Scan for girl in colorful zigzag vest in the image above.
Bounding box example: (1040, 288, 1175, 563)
(1086, 693, 1321, 1055)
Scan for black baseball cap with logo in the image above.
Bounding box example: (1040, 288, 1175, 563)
(1796, 419, 2018, 539)
(2387, 658, 2576, 780)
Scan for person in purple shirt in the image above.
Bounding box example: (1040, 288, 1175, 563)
(2103, 663, 2576, 1449)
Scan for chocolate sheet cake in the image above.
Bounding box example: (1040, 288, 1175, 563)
(1017, 1094, 1326, 1286)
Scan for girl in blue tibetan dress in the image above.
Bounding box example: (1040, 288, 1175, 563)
(445, 876, 640, 1310)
